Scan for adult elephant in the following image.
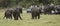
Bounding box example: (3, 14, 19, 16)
(13, 7, 23, 20)
(31, 6, 41, 19)
(3, 8, 13, 19)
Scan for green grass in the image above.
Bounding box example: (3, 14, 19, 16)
(0, 9, 60, 26)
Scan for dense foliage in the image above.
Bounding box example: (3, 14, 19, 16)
(0, 0, 60, 8)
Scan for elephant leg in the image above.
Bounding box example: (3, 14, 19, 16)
(32, 14, 34, 19)
(13, 15, 15, 20)
(32, 16, 34, 19)
(38, 14, 40, 19)
(13, 15, 18, 20)
(18, 14, 22, 20)
(14, 16, 18, 20)
(11, 15, 12, 19)
(19, 16, 22, 20)
(14, 16, 16, 20)
(35, 16, 37, 19)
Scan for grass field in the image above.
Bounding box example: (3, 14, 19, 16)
(0, 9, 60, 26)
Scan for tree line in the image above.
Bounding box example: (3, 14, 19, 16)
(0, 0, 60, 8)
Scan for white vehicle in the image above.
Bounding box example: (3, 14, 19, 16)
(27, 8, 31, 13)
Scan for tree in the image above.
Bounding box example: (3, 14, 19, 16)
(54, 0, 60, 5)
(38, 0, 54, 5)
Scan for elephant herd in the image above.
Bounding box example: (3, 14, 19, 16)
(3, 7, 23, 20)
(3, 4, 60, 20)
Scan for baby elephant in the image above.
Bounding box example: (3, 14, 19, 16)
(31, 7, 41, 19)
(12, 7, 23, 20)
(3, 9, 13, 19)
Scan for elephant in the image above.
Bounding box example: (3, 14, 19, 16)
(12, 7, 23, 20)
(31, 6, 41, 19)
(3, 9, 13, 19)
